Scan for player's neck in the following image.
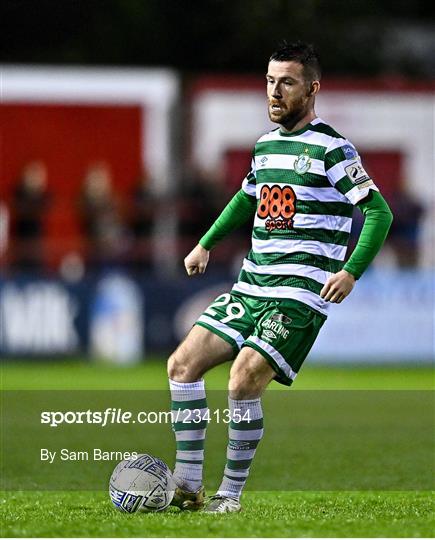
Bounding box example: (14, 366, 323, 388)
(280, 110, 317, 134)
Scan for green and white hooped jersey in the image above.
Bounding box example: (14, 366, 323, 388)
(233, 117, 378, 316)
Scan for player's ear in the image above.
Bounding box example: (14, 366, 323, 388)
(308, 80, 320, 96)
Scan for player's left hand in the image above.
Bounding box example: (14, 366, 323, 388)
(320, 269, 356, 303)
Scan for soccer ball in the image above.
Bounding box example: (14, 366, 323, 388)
(109, 453, 175, 513)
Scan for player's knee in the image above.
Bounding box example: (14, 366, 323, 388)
(228, 361, 262, 399)
(167, 350, 189, 382)
(167, 345, 200, 383)
(229, 349, 275, 399)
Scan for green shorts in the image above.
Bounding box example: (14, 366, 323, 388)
(195, 292, 326, 386)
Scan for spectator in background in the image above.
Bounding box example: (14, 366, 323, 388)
(12, 160, 50, 273)
(78, 162, 129, 272)
(178, 169, 216, 236)
(387, 181, 424, 267)
(177, 168, 223, 268)
(130, 169, 155, 272)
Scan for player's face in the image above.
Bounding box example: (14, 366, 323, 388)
(266, 60, 316, 129)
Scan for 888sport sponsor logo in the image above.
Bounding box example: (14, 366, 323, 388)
(257, 184, 297, 232)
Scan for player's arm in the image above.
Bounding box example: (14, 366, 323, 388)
(320, 190, 393, 302)
(184, 189, 257, 276)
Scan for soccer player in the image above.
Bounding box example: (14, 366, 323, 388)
(168, 41, 393, 513)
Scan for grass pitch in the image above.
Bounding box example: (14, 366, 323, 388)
(2, 490, 433, 538)
(1, 359, 433, 537)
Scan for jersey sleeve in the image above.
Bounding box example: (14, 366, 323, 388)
(199, 189, 257, 250)
(343, 191, 393, 279)
(324, 139, 379, 205)
(241, 156, 257, 198)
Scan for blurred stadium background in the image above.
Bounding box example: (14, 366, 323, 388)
(1, 0, 434, 365)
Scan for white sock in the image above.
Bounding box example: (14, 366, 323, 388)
(217, 397, 264, 500)
(169, 378, 208, 492)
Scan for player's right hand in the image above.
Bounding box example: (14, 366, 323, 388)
(184, 244, 210, 276)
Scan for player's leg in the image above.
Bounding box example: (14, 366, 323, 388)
(205, 299, 326, 513)
(167, 323, 234, 383)
(204, 348, 275, 513)
(168, 291, 255, 510)
(167, 324, 235, 508)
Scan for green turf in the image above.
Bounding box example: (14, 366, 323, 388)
(1, 359, 433, 390)
(1, 360, 433, 537)
(1, 491, 433, 538)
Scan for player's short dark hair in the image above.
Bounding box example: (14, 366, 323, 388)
(269, 40, 321, 82)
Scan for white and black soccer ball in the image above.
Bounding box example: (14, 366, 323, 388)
(109, 453, 175, 513)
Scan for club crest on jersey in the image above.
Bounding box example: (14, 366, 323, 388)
(294, 150, 311, 175)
